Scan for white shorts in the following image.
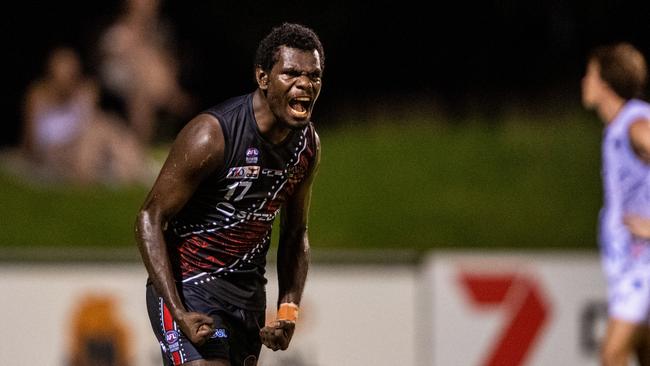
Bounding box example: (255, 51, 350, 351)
(607, 260, 650, 323)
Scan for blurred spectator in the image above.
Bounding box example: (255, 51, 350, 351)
(19, 46, 150, 186)
(95, 0, 195, 145)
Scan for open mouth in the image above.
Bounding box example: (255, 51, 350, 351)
(289, 96, 311, 118)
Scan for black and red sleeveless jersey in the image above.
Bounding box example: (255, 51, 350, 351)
(165, 92, 318, 310)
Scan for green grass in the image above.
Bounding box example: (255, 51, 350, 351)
(308, 113, 602, 251)
(0, 171, 147, 248)
(0, 112, 604, 253)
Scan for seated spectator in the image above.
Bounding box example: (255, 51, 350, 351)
(95, 0, 195, 145)
(20, 46, 151, 186)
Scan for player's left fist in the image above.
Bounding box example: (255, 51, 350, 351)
(260, 320, 295, 351)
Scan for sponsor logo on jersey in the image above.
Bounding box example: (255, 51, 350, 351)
(261, 168, 283, 177)
(215, 202, 279, 222)
(227, 166, 260, 179)
(246, 147, 259, 163)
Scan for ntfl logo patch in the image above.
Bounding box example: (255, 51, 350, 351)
(246, 148, 259, 163)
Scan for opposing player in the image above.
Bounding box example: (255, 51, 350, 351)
(581, 42, 650, 366)
(134, 23, 324, 365)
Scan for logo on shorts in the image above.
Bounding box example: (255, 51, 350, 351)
(246, 148, 259, 163)
(165, 330, 179, 345)
(211, 328, 228, 338)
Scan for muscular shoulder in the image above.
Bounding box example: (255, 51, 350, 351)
(307, 128, 322, 175)
(313, 129, 321, 148)
(178, 113, 223, 142)
(313, 130, 321, 159)
(170, 113, 225, 175)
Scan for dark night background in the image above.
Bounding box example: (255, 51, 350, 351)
(3, 0, 650, 147)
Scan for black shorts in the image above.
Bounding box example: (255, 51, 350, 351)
(146, 282, 265, 366)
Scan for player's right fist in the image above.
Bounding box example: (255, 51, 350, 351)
(177, 311, 215, 346)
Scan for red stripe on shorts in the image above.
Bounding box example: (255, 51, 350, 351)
(161, 299, 183, 365)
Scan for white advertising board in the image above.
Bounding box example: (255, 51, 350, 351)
(421, 251, 608, 366)
(0, 251, 612, 366)
(0, 262, 417, 366)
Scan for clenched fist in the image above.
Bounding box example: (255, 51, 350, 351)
(177, 311, 215, 346)
(260, 320, 295, 351)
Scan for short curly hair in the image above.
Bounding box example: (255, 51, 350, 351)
(255, 23, 325, 72)
(589, 42, 647, 100)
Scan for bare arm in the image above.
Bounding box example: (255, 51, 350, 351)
(134, 113, 224, 344)
(261, 132, 321, 351)
(277, 132, 321, 307)
(629, 117, 650, 163)
(624, 118, 650, 238)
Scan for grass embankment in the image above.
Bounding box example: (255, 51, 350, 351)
(311, 117, 601, 251)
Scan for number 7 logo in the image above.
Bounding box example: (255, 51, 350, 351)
(458, 272, 551, 366)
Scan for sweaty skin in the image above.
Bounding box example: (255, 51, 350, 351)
(135, 114, 223, 345)
(135, 45, 323, 354)
(253, 46, 322, 350)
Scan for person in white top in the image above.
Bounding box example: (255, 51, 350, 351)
(582, 42, 650, 366)
(95, 0, 194, 145)
(22, 46, 149, 185)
